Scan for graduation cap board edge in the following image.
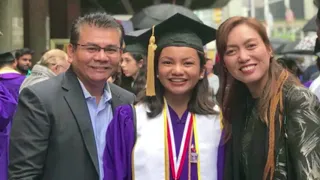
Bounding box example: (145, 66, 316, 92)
(124, 29, 149, 54)
(139, 13, 217, 53)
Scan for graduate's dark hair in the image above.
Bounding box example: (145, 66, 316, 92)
(120, 52, 147, 96)
(136, 47, 218, 118)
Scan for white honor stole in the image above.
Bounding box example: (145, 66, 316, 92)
(132, 104, 222, 180)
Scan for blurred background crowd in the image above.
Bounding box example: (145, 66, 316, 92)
(1, 0, 320, 180)
(1, 0, 320, 93)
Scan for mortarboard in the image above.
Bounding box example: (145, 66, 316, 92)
(124, 29, 148, 55)
(139, 13, 217, 96)
(0, 52, 15, 63)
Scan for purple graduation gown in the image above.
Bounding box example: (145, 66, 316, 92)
(103, 104, 224, 180)
(0, 73, 25, 180)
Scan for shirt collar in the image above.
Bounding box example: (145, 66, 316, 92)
(78, 79, 112, 103)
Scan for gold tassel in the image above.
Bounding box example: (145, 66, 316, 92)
(146, 25, 157, 96)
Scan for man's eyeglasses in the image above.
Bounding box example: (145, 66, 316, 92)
(74, 43, 122, 55)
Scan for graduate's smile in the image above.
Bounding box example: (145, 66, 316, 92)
(168, 78, 188, 85)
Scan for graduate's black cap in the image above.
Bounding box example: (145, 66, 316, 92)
(124, 29, 148, 55)
(140, 13, 216, 52)
(0, 52, 15, 62)
(142, 13, 217, 96)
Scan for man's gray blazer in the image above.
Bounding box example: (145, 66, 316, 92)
(9, 68, 135, 180)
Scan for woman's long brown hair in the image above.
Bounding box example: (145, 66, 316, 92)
(216, 16, 300, 180)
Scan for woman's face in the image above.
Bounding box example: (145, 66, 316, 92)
(157, 46, 204, 97)
(120, 52, 142, 78)
(223, 24, 272, 85)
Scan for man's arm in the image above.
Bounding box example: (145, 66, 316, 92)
(9, 87, 51, 180)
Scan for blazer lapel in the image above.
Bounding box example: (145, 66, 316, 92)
(109, 83, 125, 112)
(61, 69, 99, 175)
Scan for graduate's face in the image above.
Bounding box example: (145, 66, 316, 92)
(158, 46, 204, 97)
(223, 24, 272, 86)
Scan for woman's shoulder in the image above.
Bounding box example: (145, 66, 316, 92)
(111, 104, 149, 130)
(197, 105, 222, 120)
(114, 104, 135, 120)
(195, 105, 223, 129)
(134, 102, 149, 113)
(283, 85, 320, 118)
(284, 85, 318, 106)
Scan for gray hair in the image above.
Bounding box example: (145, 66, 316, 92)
(69, 12, 124, 46)
(38, 49, 68, 67)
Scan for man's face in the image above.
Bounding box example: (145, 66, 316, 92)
(68, 24, 122, 86)
(17, 54, 32, 74)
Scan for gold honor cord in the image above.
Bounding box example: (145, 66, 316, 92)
(164, 103, 170, 180)
(163, 99, 201, 180)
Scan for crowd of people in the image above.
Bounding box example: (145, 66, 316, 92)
(0, 2, 320, 180)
